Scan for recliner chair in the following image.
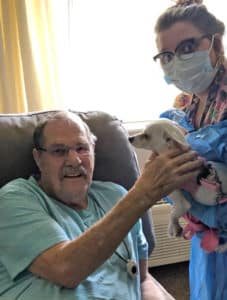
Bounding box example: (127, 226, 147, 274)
(0, 109, 155, 253)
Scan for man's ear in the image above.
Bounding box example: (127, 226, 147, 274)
(33, 148, 41, 170)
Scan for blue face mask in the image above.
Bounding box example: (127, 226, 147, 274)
(162, 50, 218, 94)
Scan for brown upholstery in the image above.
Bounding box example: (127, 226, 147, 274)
(0, 109, 155, 253)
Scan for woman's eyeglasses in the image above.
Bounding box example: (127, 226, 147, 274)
(153, 34, 213, 65)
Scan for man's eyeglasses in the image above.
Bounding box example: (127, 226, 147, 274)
(37, 144, 92, 158)
(153, 34, 213, 66)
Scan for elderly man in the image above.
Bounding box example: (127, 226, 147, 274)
(0, 112, 202, 300)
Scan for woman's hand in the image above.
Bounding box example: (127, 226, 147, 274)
(134, 146, 203, 206)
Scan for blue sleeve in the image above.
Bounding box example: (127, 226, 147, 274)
(160, 110, 227, 164)
(0, 181, 69, 280)
(185, 120, 227, 163)
(160, 108, 194, 131)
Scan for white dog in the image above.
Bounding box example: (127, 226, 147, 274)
(129, 118, 227, 244)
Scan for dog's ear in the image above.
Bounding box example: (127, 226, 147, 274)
(163, 126, 187, 148)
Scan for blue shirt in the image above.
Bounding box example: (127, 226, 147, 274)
(0, 176, 148, 300)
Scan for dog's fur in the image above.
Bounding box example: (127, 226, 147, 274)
(129, 118, 227, 243)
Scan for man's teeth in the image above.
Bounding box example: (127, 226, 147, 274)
(65, 173, 81, 177)
(63, 167, 87, 178)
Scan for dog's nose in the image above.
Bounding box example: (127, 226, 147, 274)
(129, 136, 134, 143)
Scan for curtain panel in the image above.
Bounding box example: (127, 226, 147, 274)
(0, 0, 68, 113)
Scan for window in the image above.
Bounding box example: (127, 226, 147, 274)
(63, 0, 227, 122)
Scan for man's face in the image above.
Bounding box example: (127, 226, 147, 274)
(33, 118, 95, 210)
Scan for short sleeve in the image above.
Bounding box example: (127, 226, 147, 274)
(136, 219, 148, 260)
(101, 182, 148, 259)
(0, 180, 69, 279)
(90, 181, 148, 260)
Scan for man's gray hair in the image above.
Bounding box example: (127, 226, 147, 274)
(33, 111, 97, 149)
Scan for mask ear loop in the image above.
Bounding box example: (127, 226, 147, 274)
(208, 34, 215, 53)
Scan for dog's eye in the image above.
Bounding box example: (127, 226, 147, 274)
(143, 134, 149, 139)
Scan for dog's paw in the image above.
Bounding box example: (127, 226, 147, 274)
(168, 223, 183, 238)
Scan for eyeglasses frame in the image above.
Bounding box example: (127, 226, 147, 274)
(36, 144, 92, 158)
(153, 33, 213, 64)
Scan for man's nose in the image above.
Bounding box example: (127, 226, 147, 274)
(66, 149, 82, 163)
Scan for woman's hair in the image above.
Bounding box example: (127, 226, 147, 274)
(154, 0, 225, 36)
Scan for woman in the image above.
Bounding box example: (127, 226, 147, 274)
(153, 1, 227, 299)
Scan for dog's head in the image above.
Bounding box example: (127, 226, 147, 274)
(129, 118, 188, 153)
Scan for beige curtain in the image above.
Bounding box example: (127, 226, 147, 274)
(0, 0, 68, 113)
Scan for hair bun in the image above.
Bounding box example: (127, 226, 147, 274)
(174, 0, 203, 6)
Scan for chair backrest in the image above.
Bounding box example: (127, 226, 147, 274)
(0, 109, 155, 253)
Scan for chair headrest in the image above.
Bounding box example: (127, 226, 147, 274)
(0, 109, 139, 189)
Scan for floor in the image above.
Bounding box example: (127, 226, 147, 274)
(149, 261, 190, 300)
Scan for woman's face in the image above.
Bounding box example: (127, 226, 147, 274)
(155, 21, 218, 67)
(154, 21, 224, 95)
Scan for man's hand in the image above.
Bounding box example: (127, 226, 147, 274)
(134, 146, 203, 206)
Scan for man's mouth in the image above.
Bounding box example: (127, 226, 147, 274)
(64, 173, 82, 178)
(64, 174, 81, 178)
(63, 166, 87, 179)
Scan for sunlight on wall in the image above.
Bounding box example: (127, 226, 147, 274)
(65, 0, 227, 122)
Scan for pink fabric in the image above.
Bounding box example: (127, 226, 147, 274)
(219, 197, 227, 204)
(200, 179, 221, 192)
(201, 229, 219, 253)
(183, 214, 219, 253)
